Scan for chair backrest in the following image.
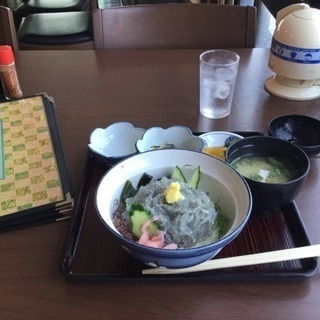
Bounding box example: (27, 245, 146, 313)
(93, 4, 256, 49)
(0, 6, 19, 51)
(13, 0, 92, 17)
(1, 5, 93, 50)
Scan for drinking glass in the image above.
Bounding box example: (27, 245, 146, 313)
(200, 50, 240, 119)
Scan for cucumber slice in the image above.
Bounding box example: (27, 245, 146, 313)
(171, 166, 187, 183)
(187, 166, 201, 189)
(171, 165, 201, 189)
(129, 204, 158, 238)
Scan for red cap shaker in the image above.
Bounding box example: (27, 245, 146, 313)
(0, 45, 23, 99)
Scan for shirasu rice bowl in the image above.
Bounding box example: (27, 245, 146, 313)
(95, 149, 252, 268)
(114, 175, 226, 249)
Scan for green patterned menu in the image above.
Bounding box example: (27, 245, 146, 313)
(0, 95, 73, 231)
(0, 120, 3, 180)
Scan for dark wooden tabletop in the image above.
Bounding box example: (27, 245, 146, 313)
(0, 48, 319, 319)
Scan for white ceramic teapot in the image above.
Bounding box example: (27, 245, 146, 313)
(265, 3, 320, 100)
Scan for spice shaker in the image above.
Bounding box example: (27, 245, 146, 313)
(0, 45, 23, 99)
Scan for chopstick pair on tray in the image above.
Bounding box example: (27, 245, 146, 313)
(142, 244, 320, 275)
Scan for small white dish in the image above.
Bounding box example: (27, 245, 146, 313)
(199, 131, 243, 148)
(136, 125, 205, 153)
(199, 131, 244, 160)
(89, 122, 145, 160)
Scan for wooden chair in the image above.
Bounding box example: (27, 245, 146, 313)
(93, 3, 256, 49)
(0, 5, 19, 50)
(9, 0, 91, 27)
(0, 6, 93, 50)
(15, 0, 91, 14)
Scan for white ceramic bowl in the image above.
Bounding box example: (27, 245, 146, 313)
(199, 131, 244, 160)
(95, 149, 252, 269)
(199, 131, 243, 148)
(88, 122, 145, 162)
(136, 125, 205, 153)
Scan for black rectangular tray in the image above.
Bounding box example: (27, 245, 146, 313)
(60, 132, 319, 282)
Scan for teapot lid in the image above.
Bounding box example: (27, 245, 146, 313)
(292, 7, 320, 20)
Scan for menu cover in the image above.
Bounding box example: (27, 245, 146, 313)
(0, 94, 74, 232)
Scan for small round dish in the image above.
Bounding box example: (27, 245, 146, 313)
(268, 114, 320, 157)
(199, 131, 243, 160)
(136, 125, 205, 153)
(89, 122, 145, 162)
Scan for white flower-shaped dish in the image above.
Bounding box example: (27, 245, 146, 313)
(136, 125, 205, 153)
(89, 122, 145, 161)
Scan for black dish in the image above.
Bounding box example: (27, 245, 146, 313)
(225, 136, 310, 212)
(268, 114, 320, 157)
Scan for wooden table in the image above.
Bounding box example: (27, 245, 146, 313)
(0, 48, 319, 319)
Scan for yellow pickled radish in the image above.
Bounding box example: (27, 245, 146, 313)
(203, 146, 227, 160)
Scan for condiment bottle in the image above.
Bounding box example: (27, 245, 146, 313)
(0, 45, 23, 99)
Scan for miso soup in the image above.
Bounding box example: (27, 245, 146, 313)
(231, 155, 299, 183)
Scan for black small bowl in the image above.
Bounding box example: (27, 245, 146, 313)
(225, 136, 310, 212)
(268, 114, 320, 157)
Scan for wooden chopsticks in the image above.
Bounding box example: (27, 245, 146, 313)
(142, 244, 320, 275)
